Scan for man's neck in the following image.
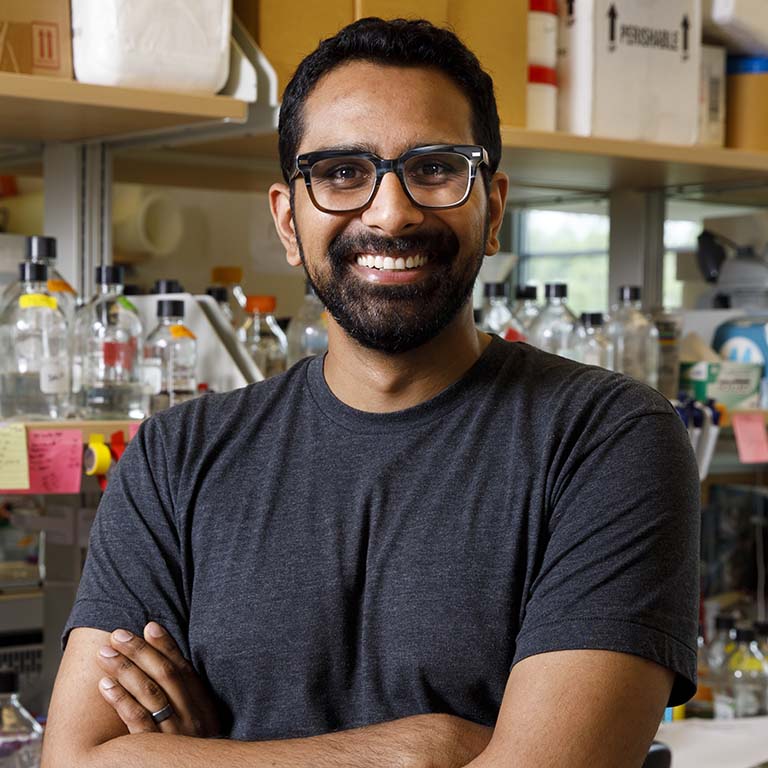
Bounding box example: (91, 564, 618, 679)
(322, 306, 492, 413)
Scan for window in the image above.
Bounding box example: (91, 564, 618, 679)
(517, 206, 610, 316)
(516, 202, 726, 314)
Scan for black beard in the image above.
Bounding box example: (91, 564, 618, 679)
(296, 227, 486, 354)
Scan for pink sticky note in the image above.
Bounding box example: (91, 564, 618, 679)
(129, 422, 140, 439)
(732, 412, 768, 464)
(24, 429, 83, 494)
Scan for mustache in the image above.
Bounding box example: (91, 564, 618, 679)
(327, 231, 460, 266)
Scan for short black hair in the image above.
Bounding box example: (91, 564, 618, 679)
(277, 17, 501, 184)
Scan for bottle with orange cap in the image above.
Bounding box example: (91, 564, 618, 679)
(143, 299, 197, 414)
(238, 295, 287, 379)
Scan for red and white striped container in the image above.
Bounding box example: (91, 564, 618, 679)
(528, 0, 558, 69)
(527, 65, 558, 131)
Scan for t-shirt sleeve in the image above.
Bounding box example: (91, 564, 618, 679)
(512, 406, 700, 706)
(62, 417, 190, 656)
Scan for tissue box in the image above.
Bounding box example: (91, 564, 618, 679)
(557, 0, 701, 143)
(679, 361, 762, 410)
(0, 0, 72, 78)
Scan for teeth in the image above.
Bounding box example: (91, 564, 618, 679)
(355, 254, 429, 271)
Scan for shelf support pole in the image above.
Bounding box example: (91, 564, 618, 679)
(43, 143, 113, 299)
(608, 189, 666, 309)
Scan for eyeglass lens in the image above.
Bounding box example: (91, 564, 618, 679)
(308, 152, 472, 211)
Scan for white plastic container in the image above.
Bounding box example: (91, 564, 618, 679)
(71, 0, 232, 93)
(529, 0, 559, 69)
(527, 66, 558, 131)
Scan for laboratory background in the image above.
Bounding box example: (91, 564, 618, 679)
(2, 1, 768, 766)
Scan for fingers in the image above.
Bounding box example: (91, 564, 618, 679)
(98, 675, 162, 735)
(96, 630, 184, 734)
(143, 623, 220, 737)
(143, 622, 192, 672)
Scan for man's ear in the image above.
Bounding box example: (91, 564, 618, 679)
(484, 171, 509, 256)
(269, 183, 301, 267)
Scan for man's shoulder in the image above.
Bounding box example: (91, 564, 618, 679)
(137, 359, 314, 451)
(489, 341, 679, 447)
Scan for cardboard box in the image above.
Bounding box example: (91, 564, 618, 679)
(236, 1, 353, 99)
(557, 0, 701, 144)
(698, 45, 726, 147)
(240, 0, 527, 127)
(355, 0, 448, 23)
(680, 361, 763, 410)
(0, 0, 72, 78)
(241, 1, 450, 99)
(448, 0, 527, 128)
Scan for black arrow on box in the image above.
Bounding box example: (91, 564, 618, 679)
(681, 14, 690, 60)
(608, 4, 617, 52)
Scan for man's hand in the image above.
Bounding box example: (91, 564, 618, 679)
(95, 622, 220, 738)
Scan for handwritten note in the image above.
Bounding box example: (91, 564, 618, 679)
(0, 423, 30, 490)
(732, 412, 768, 464)
(26, 429, 83, 493)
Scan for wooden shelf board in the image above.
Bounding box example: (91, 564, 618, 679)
(0, 73, 248, 144)
(499, 128, 768, 195)
(11, 116, 768, 202)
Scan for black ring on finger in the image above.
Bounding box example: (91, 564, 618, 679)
(151, 703, 174, 724)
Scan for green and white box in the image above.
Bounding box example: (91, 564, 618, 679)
(679, 361, 762, 410)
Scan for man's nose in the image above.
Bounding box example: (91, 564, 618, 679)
(360, 170, 425, 234)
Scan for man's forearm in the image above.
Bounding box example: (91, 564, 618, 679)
(82, 714, 493, 768)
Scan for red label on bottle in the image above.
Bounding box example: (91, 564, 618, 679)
(504, 328, 527, 343)
(103, 339, 136, 369)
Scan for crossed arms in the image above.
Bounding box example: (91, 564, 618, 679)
(41, 622, 673, 768)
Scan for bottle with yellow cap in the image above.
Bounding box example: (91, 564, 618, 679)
(0, 236, 77, 323)
(238, 295, 287, 379)
(0, 262, 70, 419)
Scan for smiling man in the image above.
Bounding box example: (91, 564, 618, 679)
(42, 17, 700, 768)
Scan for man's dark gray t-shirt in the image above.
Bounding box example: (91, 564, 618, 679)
(64, 337, 700, 740)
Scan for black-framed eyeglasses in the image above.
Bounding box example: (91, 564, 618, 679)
(291, 144, 489, 214)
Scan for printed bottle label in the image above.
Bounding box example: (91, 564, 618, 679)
(141, 361, 163, 395)
(40, 360, 70, 394)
